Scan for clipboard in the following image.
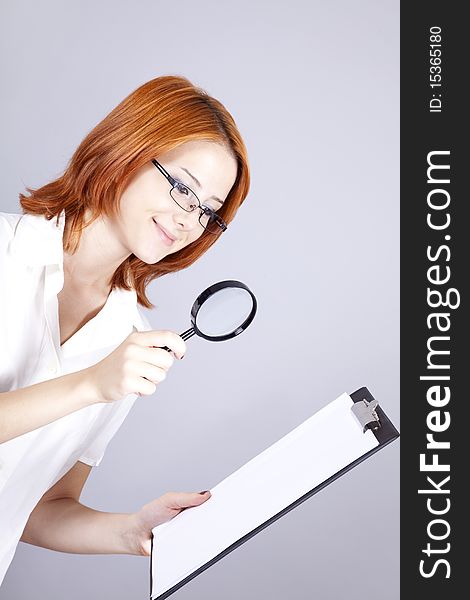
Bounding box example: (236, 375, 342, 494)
(149, 387, 399, 599)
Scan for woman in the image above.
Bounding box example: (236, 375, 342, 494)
(0, 74, 250, 585)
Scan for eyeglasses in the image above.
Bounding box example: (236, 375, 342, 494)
(151, 159, 228, 235)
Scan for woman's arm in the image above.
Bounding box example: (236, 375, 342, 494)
(20, 461, 144, 555)
(1, 329, 185, 444)
(0, 370, 100, 444)
(21, 498, 142, 555)
(20, 461, 211, 556)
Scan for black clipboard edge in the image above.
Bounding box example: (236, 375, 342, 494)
(150, 386, 399, 600)
(149, 532, 154, 599)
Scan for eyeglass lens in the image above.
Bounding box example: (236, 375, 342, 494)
(170, 186, 221, 234)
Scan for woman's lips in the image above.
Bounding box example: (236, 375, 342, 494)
(153, 218, 176, 246)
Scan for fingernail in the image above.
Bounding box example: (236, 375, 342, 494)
(199, 490, 210, 495)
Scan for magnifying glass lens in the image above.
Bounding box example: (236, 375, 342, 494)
(195, 287, 254, 337)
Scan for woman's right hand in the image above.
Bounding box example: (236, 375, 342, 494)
(85, 330, 186, 404)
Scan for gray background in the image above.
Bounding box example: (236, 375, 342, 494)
(0, 0, 400, 598)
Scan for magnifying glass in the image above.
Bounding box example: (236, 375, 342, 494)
(161, 280, 257, 351)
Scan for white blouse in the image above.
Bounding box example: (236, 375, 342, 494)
(0, 210, 152, 585)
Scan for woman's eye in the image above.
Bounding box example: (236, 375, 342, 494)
(175, 182, 190, 196)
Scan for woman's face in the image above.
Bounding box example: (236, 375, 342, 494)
(115, 140, 238, 264)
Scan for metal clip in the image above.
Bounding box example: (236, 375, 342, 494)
(351, 398, 381, 432)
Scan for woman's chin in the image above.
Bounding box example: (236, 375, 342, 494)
(134, 246, 174, 265)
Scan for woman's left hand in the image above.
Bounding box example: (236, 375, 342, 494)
(128, 490, 212, 556)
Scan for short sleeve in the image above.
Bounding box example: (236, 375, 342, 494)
(78, 395, 137, 467)
(0, 212, 16, 248)
(0, 212, 17, 277)
(0, 213, 21, 392)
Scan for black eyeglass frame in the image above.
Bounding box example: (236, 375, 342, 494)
(151, 159, 228, 234)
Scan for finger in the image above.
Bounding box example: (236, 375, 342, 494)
(159, 491, 212, 510)
(138, 346, 175, 370)
(134, 331, 187, 359)
(140, 364, 168, 384)
(136, 377, 158, 397)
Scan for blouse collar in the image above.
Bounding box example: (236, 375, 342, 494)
(8, 210, 66, 267)
(7, 210, 148, 333)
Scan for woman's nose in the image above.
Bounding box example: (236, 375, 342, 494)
(172, 205, 199, 231)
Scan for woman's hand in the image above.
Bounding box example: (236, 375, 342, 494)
(128, 491, 212, 556)
(85, 330, 187, 404)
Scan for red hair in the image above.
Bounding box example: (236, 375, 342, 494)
(19, 75, 250, 308)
